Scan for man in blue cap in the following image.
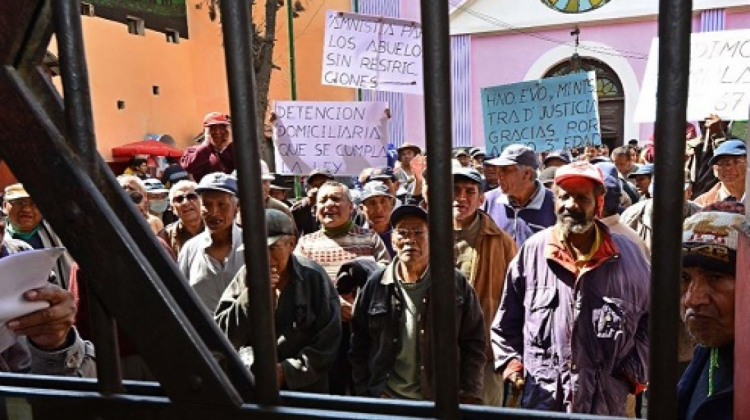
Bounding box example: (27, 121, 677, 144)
(694, 139, 746, 206)
(628, 163, 654, 201)
(178, 172, 243, 312)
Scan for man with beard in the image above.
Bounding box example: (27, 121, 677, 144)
(491, 161, 650, 415)
(677, 210, 743, 420)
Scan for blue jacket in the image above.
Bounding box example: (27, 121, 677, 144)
(482, 181, 556, 246)
(677, 345, 733, 420)
(492, 222, 650, 415)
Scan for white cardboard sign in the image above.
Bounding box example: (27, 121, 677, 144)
(636, 29, 750, 122)
(273, 101, 390, 176)
(322, 10, 423, 95)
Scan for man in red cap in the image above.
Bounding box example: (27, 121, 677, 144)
(491, 161, 650, 415)
(181, 112, 235, 182)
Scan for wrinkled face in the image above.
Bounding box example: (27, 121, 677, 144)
(392, 215, 429, 266)
(361, 195, 395, 233)
(453, 180, 484, 223)
(681, 266, 735, 347)
(4, 198, 43, 232)
(633, 175, 652, 196)
(555, 180, 598, 236)
(268, 235, 296, 282)
(171, 186, 201, 223)
(712, 156, 747, 184)
(315, 185, 353, 229)
(200, 190, 239, 233)
(399, 149, 416, 166)
(207, 124, 230, 148)
(613, 155, 633, 175)
(496, 165, 530, 197)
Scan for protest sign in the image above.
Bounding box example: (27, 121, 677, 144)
(635, 29, 750, 122)
(481, 71, 601, 154)
(322, 10, 423, 95)
(273, 101, 389, 176)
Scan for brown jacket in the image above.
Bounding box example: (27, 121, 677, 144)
(466, 211, 518, 357)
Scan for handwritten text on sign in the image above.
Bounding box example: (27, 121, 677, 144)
(481, 72, 601, 154)
(636, 29, 750, 122)
(322, 10, 423, 95)
(273, 101, 389, 176)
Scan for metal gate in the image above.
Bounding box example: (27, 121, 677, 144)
(0, 1, 692, 419)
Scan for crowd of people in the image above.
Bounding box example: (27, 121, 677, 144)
(2, 111, 746, 420)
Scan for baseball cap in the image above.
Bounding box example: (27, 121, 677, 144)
(539, 166, 558, 187)
(543, 150, 571, 165)
(390, 205, 428, 227)
(142, 178, 169, 194)
(707, 140, 747, 166)
(361, 181, 394, 202)
(259, 160, 275, 181)
(196, 172, 238, 196)
(470, 147, 486, 158)
(485, 145, 539, 169)
(4, 183, 30, 201)
(682, 211, 744, 274)
(554, 161, 605, 187)
(307, 168, 334, 185)
(203, 111, 231, 127)
(367, 167, 396, 182)
(453, 167, 484, 187)
(455, 148, 469, 157)
(266, 208, 295, 246)
(627, 163, 655, 179)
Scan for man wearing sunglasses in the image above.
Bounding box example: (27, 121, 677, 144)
(160, 180, 204, 257)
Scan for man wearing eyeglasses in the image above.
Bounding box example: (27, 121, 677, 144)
(160, 180, 204, 257)
(3, 183, 72, 289)
(694, 140, 746, 206)
(349, 205, 486, 403)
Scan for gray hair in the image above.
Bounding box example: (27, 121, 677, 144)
(169, 180, 198, 202)
(318, 180, 353, 203)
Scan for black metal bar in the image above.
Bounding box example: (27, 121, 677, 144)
(420, 0, 459, 418)
(51, 0, 123, 394)
(649, 0, 692, 419)
(51, 0, 97, 169)
(219, 0, 279, 404)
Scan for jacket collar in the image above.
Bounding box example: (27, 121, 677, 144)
(498, 180, 547, 210)
(545, 220, 619, 275)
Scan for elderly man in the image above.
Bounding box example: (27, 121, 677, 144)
(178, 172, 243, 312)
(349, 205, 486, 403)
(492, 162, 650, 415)
(359, 181, 396, 257)
(159, 180, 204, 257)
(677, 210, 743, 420)
(694, 140, 746, 206)
(117, 175, 164, 235)
(455, 148, 471, 168)
(3, 183, 73, 289)
(181, 112, 235, 182)
(295, 180, 389, 395)
(452, 167, 517, 405)
(291, 168, 334, 236)
(215, 209, 341, 393)
(482, 145, 556, 246)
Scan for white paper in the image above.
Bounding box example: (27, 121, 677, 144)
(0, 247, 64, 352)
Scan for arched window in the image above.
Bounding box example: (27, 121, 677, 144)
(545, 57, 625, 149)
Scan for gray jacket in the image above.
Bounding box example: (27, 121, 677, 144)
(492, 223, 650, 415)
(215, 255, 341, 393)
(0, 329, 96, 377)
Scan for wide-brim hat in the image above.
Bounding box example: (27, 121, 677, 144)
(397, 142, 422, 156)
